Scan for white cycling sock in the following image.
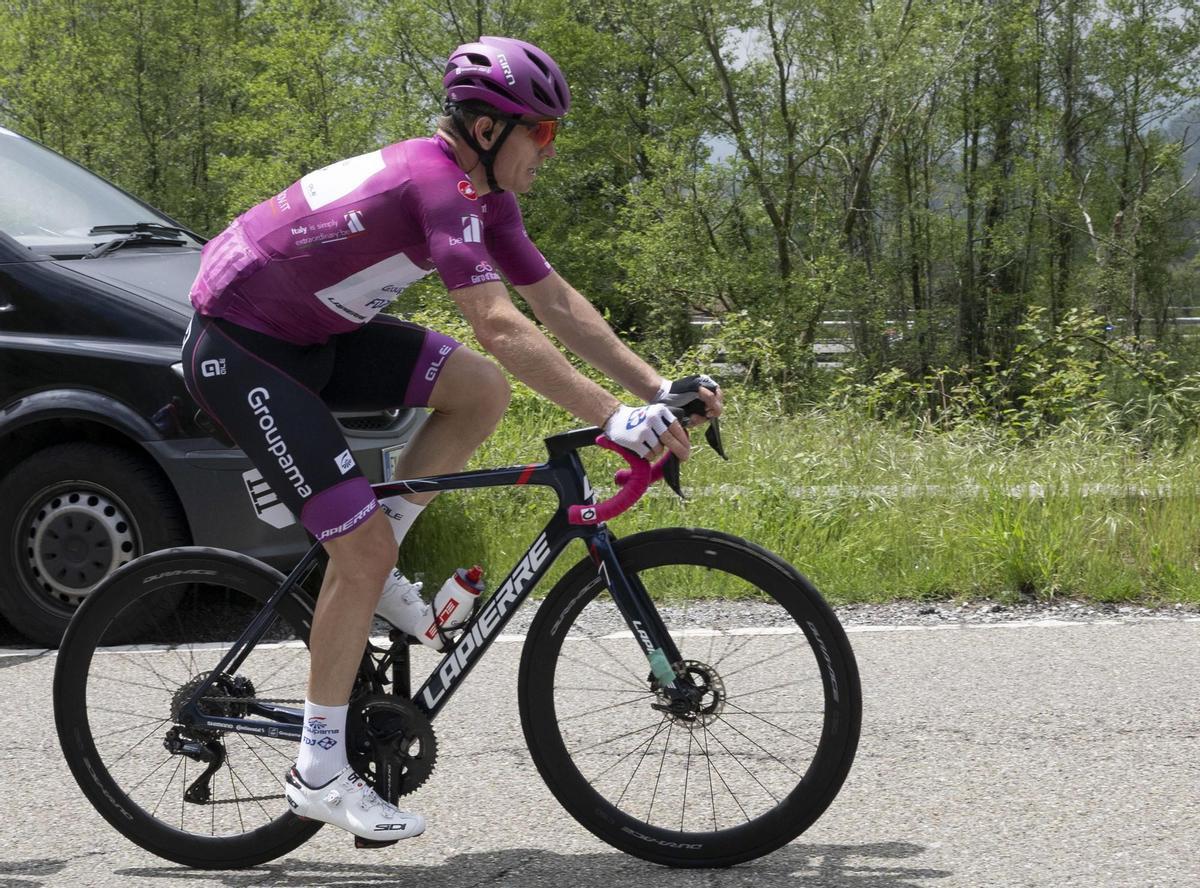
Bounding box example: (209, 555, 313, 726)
(295, 700, 349, 787)
(379, 495, 425, 546)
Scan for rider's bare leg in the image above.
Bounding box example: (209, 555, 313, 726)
(308, 510, 399, 705)
(389, 347, 511, 506)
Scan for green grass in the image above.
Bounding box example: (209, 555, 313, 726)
(398, 393, 1200, 604)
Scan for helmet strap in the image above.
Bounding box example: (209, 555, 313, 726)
(450, 108, 516, 194)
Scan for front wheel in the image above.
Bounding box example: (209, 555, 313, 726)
(518, 528, 861, 868)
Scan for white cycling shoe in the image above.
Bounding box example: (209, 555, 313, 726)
(285, 765, 426, 844)
(375, 570, 428, 633)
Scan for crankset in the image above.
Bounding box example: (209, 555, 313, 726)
(346, 693, 437, 804)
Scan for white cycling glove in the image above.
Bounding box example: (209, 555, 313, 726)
(652, 374, 720, 409)
(604, 404, 677, 457)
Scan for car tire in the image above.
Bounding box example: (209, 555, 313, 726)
(0, 442, 190, 647)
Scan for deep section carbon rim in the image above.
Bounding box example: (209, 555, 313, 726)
(63, 562, 314, 844)
(541, 538, 853, 838)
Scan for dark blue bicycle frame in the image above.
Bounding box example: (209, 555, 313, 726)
(178, 428, 687, 741)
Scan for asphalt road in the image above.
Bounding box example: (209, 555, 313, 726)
(1, 616, 1197, 888)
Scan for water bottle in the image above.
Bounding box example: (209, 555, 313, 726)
(421, 566, 484, 648)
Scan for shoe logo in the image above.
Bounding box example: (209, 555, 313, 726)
(317, 737, 338, 750)
(374, 823, 408, 832)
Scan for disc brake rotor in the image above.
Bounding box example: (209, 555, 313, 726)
(654, 659, 725, 726)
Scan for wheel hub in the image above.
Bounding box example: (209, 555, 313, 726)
(654, 660, 726, 726)
(25, 487, 138, 605)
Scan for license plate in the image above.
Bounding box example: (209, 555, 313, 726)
(382, 444, 405, 480)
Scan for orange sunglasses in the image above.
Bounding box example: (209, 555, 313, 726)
(517, 118, 559, 148)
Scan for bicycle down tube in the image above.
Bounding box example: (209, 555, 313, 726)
(178, 432, 689, 737)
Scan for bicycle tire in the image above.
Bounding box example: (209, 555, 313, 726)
(53, 547, 323, 869)
(518, 528, 861, 867)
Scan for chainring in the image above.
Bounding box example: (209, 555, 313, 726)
(346, 694, 437, 801)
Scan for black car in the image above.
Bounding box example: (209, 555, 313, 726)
(0, 127, 423, 646)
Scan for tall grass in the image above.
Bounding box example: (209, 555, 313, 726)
(398, 392, 1200, 604)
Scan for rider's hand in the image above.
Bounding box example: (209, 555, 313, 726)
(653, 375, 724, 427)
(604, 404, 690, 461)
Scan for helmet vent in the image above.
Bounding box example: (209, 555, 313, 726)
(531, 82, 552, 107)
(524, 50, 551, 78)
(465, 53, 491, 66)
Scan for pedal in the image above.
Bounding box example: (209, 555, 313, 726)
(355, 836, 400, 850)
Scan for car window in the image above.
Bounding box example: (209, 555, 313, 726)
(0, 127, 180, 250)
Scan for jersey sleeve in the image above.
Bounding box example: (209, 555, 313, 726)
(484, 193, 554, 287)
(422, 196, 503, 292)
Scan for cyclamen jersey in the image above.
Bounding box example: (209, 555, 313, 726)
(190, 136, 553, 345)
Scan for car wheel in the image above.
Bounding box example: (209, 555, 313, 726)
(0, 442, 190, 647)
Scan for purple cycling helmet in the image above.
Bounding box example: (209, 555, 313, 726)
(443, 36, 570, 119)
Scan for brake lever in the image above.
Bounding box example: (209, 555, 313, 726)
(675, 397, 728, 460)
(706, 418, 727, 460)
(662, 453, 684, 499)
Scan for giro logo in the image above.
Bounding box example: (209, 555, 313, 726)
(458, 179, 479, 200)
(496, 52, 516, 86)
(461, 214, 483, 243)
(475, 261, 493, 273)
(200, 358, 226, 378)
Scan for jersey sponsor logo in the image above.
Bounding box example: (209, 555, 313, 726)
(313, 252, 432, 323)
(461, 214, 483, 244)
(273, 192, 292, 214)
(470, 259, 499, 285)
(242, 468, 297, 529)
(345, 210, 366, 233)
(200, 358, 226, 378)
(457, 179, 479, 200)
(335, 449, 355, 475)
(247, 387, 313, 499)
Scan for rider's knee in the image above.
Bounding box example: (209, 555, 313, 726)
(325, 511, 397, 587)
(476, 359, 511, 426)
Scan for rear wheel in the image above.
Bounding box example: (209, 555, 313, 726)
(519, 528, 861, 867)
(53, 547, 322, 869)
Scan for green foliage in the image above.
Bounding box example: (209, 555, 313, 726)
(833, 306, 1200, 445)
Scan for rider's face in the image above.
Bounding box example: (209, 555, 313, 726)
(491, 118, 557, 194)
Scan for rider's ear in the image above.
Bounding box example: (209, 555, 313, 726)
(479, 118, 495, 144)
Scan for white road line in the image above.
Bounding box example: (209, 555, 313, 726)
(3, 616, 1195, 658)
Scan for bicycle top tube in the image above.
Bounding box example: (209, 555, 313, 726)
(369, 425, 673, 527)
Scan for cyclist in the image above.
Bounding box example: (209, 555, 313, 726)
(181, 35, 722, 845)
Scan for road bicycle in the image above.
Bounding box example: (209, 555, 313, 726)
(54, 416, 861, 869)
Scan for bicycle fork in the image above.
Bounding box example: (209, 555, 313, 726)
(586, 530, 693, 703)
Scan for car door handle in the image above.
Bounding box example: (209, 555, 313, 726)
(0, 302, 14, 313)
